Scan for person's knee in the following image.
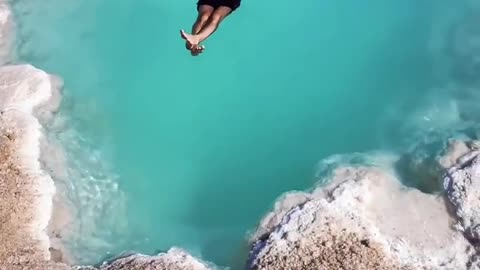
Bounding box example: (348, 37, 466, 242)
(199, 13, 212, 24)
(200, 14, 212, 23)
(208, 14, 224, 25)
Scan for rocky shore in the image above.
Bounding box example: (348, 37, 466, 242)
(0, 64, 63, 269)
(247, 142, 480, 270)
(4, 130, 480, 270)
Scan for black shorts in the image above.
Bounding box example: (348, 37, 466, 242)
(197, 0, 241, 11)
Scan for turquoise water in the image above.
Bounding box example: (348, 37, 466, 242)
(12, 0, 478, 268)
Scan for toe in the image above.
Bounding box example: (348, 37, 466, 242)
(180, 29, 188, 40)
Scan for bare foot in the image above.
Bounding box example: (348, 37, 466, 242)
(191, 48, 200, 56)
(191, 44, 205, 56)
(186, 43, 204, 53)
(180, 29, 201, 49)
(180, 30, 205, 56)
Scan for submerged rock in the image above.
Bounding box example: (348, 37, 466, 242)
(249, 164, 475, 270)
(73, 248, 212, 270)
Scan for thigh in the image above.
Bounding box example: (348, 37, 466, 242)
(197, 4, 214, 16)
(212, 5, 233, 19)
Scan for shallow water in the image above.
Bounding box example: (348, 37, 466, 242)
(11, 0, 480, 268)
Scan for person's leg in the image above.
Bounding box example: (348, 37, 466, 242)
(192, 5, 215, 35)
(181, 6, 232, 48)
(187, 5, 214, 55)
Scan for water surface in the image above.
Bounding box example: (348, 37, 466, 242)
(12, 0, 472, 267)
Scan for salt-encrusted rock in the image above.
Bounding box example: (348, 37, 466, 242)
(0, 64, 63, 267)
(250, 192, 312, 242)
(249, 166, 474, 270)
(444, 146, 480, 245)
(439, 140, 473, 169)
(0, 0, 13, 64)
(73, 248, 213, 270)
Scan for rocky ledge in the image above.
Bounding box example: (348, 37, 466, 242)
(247, 140, 480, 270)
(73, 249, 211, 270)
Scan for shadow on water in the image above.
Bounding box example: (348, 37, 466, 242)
(393, 138, 448, 194)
